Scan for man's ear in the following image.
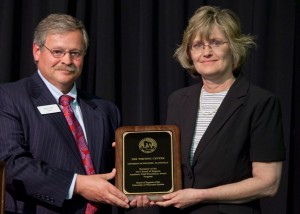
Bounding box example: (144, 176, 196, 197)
(33, 43, 41, 63)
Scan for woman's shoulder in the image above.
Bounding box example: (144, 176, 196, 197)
(169, 83, 201, 99)
(235, 75, 278, 100)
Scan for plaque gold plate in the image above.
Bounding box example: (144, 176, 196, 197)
(115, 125, 182, 201)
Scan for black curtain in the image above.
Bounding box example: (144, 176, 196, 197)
(0, 0, 297, 213)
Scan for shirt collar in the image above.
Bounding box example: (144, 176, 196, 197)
(38, 70, 78, 103)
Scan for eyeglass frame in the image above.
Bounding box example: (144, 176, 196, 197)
(42, 45, 85, 60)
(189, 40, 229, 52)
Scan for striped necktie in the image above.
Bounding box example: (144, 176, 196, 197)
(59, 95, 98, 214)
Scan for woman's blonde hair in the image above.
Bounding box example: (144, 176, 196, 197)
(175, 6, 256, 77)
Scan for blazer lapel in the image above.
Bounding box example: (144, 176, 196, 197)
(29, 72, 84, 170)
(181, 84, 202, 165)
(192, 76, 249, 165)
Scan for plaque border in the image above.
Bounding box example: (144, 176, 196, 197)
(122, 130, 174, 195)
(115, 125, 182, 201)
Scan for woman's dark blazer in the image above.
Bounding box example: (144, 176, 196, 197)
(165, 75, 286, 214)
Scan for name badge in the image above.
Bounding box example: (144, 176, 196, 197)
(37, 104, 61, 115)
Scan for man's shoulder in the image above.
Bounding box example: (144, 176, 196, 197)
(0, 75, 33, 96)
(77, 89, 119, 111)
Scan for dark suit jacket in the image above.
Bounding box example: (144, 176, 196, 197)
(165, 75, 286, 214)
(0, 72, 120, 213)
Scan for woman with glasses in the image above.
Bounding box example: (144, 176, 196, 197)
(156, 6, 285, 214)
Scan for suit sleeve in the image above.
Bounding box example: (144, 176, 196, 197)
(0, 86, 74, 207)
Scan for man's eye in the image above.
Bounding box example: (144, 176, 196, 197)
(70, 52, 81, 57)
(52, 50, 64, 55)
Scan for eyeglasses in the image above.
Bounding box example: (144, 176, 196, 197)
(43, 45, 84, 60)
(189, 40, 229, 52)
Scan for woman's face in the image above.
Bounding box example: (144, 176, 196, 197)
(190, 26, 234, 80)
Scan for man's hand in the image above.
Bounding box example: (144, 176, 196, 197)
(74, 168, 129, 209)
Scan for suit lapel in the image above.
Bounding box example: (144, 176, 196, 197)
(29, 72, 85, 171)
(192, 76, 249, 165)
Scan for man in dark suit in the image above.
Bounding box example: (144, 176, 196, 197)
(0, 14, 130, 213)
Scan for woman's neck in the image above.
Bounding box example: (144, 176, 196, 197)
(202, 76, 236, 93)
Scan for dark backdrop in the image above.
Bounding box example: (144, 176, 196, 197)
(0, 0, 298, 214)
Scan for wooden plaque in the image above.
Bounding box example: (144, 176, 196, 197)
(115, 125, 181, 201)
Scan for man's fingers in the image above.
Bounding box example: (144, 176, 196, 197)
(99, 168, 116, 180)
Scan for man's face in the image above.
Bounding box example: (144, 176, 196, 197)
(33, 30, 85, 93)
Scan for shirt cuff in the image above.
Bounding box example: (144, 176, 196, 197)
(66, 174, 77, 200)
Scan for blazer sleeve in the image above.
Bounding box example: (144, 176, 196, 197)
(249, 92, 286, 161)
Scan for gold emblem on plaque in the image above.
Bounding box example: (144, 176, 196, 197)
(139, 137, 157, 153)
